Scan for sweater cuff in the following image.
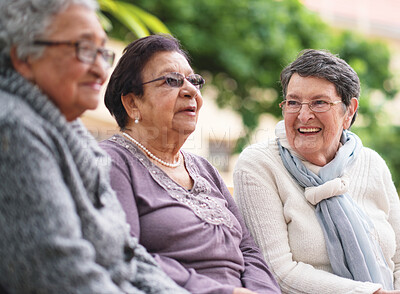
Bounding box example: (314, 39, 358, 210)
(353, 282, 382, 294)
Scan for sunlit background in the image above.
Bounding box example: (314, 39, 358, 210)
(83, 0, 400, 188)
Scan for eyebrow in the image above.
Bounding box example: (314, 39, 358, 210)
(286, 94, 333, 100)
(78, 33, 108, 45)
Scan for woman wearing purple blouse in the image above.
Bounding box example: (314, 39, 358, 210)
(99, 34, 280, 294)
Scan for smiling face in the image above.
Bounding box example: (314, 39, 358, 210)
(132, 51, 203, 142)
(13, 4, 109, 121)
(284, 73, 358, 166)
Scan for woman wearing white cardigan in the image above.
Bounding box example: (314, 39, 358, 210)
(234, 49, 400, 294)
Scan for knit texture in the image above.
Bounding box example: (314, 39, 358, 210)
(0, 54, 188, 294)
(233, 139, 400, 294)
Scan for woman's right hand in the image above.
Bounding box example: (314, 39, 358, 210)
(233, 287, 259, 294)
(374, 289, 400, 294)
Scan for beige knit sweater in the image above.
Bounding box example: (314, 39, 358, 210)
(233, 138, 400, 294)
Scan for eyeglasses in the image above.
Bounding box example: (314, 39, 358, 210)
(142, 72, 205, 89)
(33, 40, 116, 67)
(279, 99, 343, 113)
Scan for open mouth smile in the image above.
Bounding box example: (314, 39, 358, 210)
(298, 127, 321, 134)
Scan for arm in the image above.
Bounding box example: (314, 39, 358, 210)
(380, 156, 400, 290)
(217, 174, 281, 294)
(233, 145, 382, 294)
(0, 124, 124, 293)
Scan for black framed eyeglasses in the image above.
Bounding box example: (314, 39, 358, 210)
(279, 99, 343, 113)
(142, 72, 205, 89)
(33, 40, 116, 67)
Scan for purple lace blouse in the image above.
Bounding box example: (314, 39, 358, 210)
(100, 135, 280, 294)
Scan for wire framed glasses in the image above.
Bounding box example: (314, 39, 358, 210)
(279, 99, 342, 113)
(33, 39, 116, 67)
(142, 72, 205, 89)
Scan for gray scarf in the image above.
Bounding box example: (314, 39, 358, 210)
(0, 54, 110, 208)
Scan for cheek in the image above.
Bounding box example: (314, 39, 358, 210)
(323, 116, 345, 142)
(284, 115, 296, 133)
(196, 95, 203, 111)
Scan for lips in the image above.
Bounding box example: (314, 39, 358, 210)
(298, 127, 321, 134)
(179, 105, 197, 113)
(82, 79, 104, 91)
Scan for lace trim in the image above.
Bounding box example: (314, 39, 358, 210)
(110, 135, 233, 228)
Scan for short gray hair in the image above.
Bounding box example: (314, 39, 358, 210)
(0, 0, 98, 60)
(280, 49, 360, 126)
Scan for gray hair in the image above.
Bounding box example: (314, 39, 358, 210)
(0, 0, 98, 60)
(280, 49, 360, 126)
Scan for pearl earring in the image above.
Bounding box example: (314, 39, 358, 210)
(134, 117, 139, 124)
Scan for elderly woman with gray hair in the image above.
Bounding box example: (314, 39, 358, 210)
(0, 0, 189, 293)
(234, 49, 400, 294)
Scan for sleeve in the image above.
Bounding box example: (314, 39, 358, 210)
(216, 170, 281, 294)
(104, 146, 236, 294)
(233, 147, 382, 294)
(0, 124, 124, 294)
(380, 156, 400, 290)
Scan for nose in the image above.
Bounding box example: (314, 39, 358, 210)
(90, 53, 108, 80)
(180, 80, 200, 99)
(297, 103, 315, 123)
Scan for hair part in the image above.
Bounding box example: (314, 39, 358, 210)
(104, 34, 189, 129)
(0, 0, 98, 60)
(280, 49, 360, 126)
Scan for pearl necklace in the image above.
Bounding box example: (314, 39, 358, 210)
(122, 132, 181, 168)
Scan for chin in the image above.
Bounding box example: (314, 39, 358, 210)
(85, 99, 100, 111)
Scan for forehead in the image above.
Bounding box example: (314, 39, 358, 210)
(45, 4, 106, 41)
(143, 51, 192, 78)
(287, 73, 339, 98)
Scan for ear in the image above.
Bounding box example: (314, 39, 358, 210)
(10, 47, 35, 81)
(121, 93, 141, 121)
(343, 98, 359, 130)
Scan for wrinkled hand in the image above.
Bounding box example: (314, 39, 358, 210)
(374, 289, 400, 294)
(233, 287, 258, 294)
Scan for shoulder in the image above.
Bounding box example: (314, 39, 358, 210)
(355, 146, 389, 171)
(0, 90, 41, 129)
(0, 92, 57, 156)
(235, 139, 282, 174)
(99, 136, 145, 172)
(355, 146, 393, 177)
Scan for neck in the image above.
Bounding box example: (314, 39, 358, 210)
(302, 154, 333, 167)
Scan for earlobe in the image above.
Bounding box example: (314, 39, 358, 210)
(343, 98, 359, 129)
(121, 93, 140, 120)
(10, 47, 34, 81)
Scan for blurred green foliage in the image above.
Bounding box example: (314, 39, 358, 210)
(101, 0, 400, 188)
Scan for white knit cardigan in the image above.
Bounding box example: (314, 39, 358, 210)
(233, 138, 400, 294)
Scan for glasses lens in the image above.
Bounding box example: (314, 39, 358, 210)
(310, 100, 330, 112)
(187, 74, 205, 89)
(76, 40, 97, 64)
(100, 49, 116, 67)
(285, 100, 301, 113)
(165, 73, 184, 87)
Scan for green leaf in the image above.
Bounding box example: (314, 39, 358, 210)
(98, 0, 170, 38)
